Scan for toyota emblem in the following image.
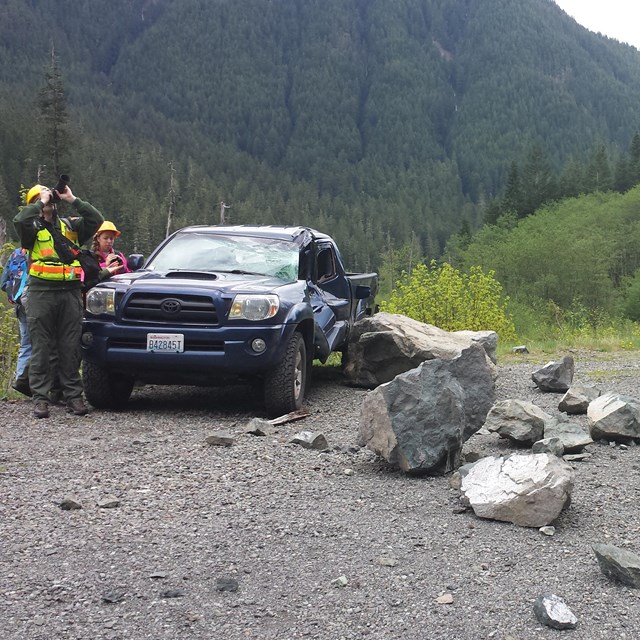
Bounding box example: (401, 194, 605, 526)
(160, 298, 181, 314)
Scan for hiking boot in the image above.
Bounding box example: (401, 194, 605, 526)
(33, 402, 50, 419)
(67, 398, 89, 416)
(12, 378, 32, 397)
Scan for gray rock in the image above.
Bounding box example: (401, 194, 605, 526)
(460, 453, 574, 527)
(593, 544, 640, 588)
(484, 399, 552, 446)
(59, 497, 82, 511)
(216, 577, 239, 592)
(290, 431, 329, 450)
(343, 312, 496, 388)
(452, 330, 498, 364)
(532, 437, 564, 456)
(532, 355, 574, 392)
(544, 420, 593, 453)
(563, 452, 592, 462)
(558, 384, 601, 414)
(245, 418, 273, 436)
(512, 345, 529, 354)
(533, 593, 577, 630)
(588, 393, 640, 442)
(205, 431, 235, 446)
(98, 496, 121, 509)
(358, 344, 495, 475)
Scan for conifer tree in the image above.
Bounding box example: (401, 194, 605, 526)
(37, 45, 70, 181)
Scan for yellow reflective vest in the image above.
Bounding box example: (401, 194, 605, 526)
(29, 219, 83, 282)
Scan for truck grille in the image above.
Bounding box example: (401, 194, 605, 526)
(122, 293, 218, 325)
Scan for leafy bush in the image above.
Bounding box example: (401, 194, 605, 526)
(0, 304, 18, 395)
(381, 261, 516, 341)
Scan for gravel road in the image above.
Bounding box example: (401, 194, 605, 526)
(2, 350, 640, 640)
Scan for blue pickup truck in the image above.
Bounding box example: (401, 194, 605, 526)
(81, 225, 378, 416)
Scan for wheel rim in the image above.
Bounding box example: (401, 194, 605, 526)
(293, 347, 304, 400)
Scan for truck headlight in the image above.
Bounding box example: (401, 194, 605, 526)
(229, 294, 279, 320)
(86, 288, 116, 316)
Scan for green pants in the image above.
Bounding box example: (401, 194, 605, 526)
(24, 288, 84, 404)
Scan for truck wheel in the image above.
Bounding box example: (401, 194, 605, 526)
(83, 360, 134, 410)
(264, 332, 307, 417)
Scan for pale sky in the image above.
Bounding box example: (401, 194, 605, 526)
(554, 1, 640, 50)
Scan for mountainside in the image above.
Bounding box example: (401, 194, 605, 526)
(1, 0, 640, 268)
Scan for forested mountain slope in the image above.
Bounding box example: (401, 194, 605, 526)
(1, 0, 640, 268)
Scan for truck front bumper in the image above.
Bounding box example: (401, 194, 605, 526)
(81, 321, 298, 380)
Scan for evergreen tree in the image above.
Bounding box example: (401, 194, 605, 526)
(37, 45, 70, 181)
(519, 146, 556, 217)
(502, 161, 523, 215)
(585, 144, 613, 193)
(629, 132, 640, 186)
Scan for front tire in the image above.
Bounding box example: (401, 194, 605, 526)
(83, 360, 134, 410)
(264, 332, 307, 417)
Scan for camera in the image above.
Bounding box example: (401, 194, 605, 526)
(51, 174, 70, 201)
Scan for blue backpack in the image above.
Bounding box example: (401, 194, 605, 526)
(1, 248, 29, 305)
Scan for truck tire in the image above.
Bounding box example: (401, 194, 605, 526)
(83, 360, 134, 410)
(264, 332, 307, 417)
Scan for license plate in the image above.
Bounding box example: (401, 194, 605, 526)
(146, 333, 184, 353)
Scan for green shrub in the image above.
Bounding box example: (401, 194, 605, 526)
(381, 261, 517, 341)
(0, 305, 19, 395)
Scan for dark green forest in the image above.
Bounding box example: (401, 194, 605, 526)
(2, 0, 640, 280)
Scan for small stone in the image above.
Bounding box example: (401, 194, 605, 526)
(245, 418, 272, 436)
(59, 497, 82, 510)
(344, 468, 354, 476)
(436, 593, 454, 604)
(149, 571, 167, 579)
(539, 526, 556, 536)
(290, 431, 329, 450)
(98, 497, 121, 509)
(102, 591, 126, 604)
(216, 577, 239, 592)
(563, 453, 592, 462)
(377, 555, 398, 567)
(533, 593, 577, 629)
(331, 575, 348, 587)
(161, 589, 185, 598)
(205, 431, 234, 446)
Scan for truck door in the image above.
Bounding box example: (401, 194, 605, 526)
(309, 243, 350, 355)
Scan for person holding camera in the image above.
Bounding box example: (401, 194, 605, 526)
(91, 220, 130, 280)
(13, 180, 104, 419)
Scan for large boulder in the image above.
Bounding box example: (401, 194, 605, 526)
(358, 344, 495, 475)
(587, 393, 640, 442)
(531, 356, 574, 392)
(344, 312, 497, 388)
(543, 420, 593, 453)
(484, 399, 553, 445)
(558, 384, 601, 414)
(459, 453, 574, 527)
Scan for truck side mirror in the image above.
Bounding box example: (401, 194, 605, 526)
(355, 285, 371, 299)
(127, 254, 145, 271)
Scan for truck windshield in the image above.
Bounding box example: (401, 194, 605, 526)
(147, 232, 300, 282)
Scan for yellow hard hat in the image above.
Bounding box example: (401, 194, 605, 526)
(96, 220, 121, 237)
(26, 184, 46, 204)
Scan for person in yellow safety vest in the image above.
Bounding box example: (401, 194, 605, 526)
(13, 181, 104, 419)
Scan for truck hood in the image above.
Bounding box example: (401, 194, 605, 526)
(107, 269, 294, 294)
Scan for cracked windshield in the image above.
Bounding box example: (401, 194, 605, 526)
(147, 232, 300, 282)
